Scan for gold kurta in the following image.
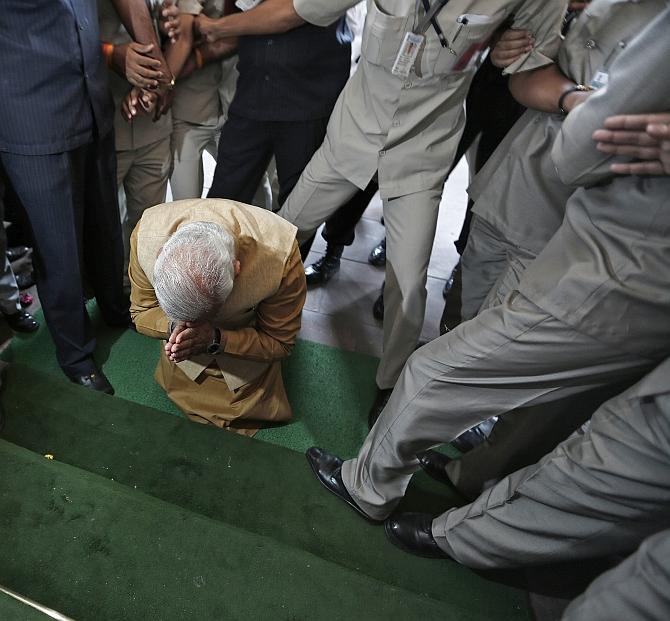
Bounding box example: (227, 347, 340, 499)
(129, 199, 307, 436)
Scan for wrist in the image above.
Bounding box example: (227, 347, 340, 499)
(194, 47, 205, 69)
(102, 42, 115, 68)
(558, 84, 592, 115)
(206, 327, 223, 355)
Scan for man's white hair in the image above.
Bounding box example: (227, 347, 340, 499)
(154, 221, 236, 323)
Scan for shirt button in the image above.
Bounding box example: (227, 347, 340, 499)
(585, 39, 597, 49)
(267, 39, 273, 46)
(392, 120, 400, 127)
(403, 81, 413, 89)
(379, 150, 386, 157)
(264, 75, 270, 81)
(618, 40, 626, 49)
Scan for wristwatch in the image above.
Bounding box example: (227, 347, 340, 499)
(207, 328, 222, 355)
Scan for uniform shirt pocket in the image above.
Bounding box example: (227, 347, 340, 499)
(361, 0, 411, 68)
(433, 13, 500, 75)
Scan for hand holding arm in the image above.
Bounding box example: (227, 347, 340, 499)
(121, 86, 158, 121)
(110, 0, 174, 87)
(159, 1, 181, 44)
(490, 29, 534, 69)
(593, 113, 670, 176)
(195, 0, 305, 41)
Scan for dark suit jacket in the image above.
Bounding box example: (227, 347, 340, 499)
(0, 0, 113, 155)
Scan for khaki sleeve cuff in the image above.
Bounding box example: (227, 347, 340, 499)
(503, 49, 556, 76)
(293, 0, 352, 27)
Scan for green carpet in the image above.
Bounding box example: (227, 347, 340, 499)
(1, 307, 530, 620)
(0, 440, 472, 621)
(4, 303, 377, 455)
(2, 364, 528, 620)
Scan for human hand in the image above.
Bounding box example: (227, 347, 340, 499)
(160, 1, 181, 44)
(123, 42, 164, 89)
(593, 113, 670, 175)
(165, 320, 216, 363)
(195, 14, 223, 43)
(121, 87, 157, 121)
(490, 29, 534, 68)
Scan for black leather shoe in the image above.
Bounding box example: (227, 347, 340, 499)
(417, 450, 452, 486)
(15, 272, 35, 290)
(368, 387, 392, 429)
(368, 237, 386, 267)
(7, 246, 30, 262)
(304, 244, 343, 286)
(3, 310, 39, 333)
(69, 367, 114, 395)
(306, 447, 381, 523)
(372, 282, 384, 321)
(384, 513, 451, 559)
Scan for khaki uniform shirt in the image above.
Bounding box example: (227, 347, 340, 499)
(469, 0, 665, 254)
(294, 0, 566, 199)
(129, 199, 307, 433)
(173, 0, 228, 125)
(518, 7, 670, 359)
(98, 0, 173, 151)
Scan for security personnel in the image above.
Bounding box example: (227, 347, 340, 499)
(461, 0, 666, 320)
(305, 7, 670, 524)
(423, 0, 668, 498)
(170, 0, 238, 200)
(198, 0, 566, 422)
(99, 0, 174, 272)
(389, 356, 670, 621)
(0, 0, 168, 392)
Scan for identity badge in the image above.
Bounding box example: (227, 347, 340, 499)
(590, 70, 609, 90)
(392, 32, 425, 78)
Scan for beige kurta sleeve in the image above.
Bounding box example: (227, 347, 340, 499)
(293, 0, 358, 27)
(221, 240, 307, 362)
(129, 226, 171, 339)
(503, 0, 568, 75)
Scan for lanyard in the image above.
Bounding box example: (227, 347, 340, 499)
(417, 0, 450, 47)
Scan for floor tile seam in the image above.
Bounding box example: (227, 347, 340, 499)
(0, 439, 460, 609)
(299, 306, 383, 331)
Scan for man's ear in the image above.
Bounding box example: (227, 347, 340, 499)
(233, 259, 241, 278)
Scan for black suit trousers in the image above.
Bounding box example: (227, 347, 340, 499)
(0, 131, 128, 376)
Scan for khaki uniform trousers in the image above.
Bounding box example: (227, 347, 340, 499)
(340, 292, 655, 521)
(116, 135, 172, 261)
(431, 361, 670, 571)
(170, 118, 221, 201)
(563, 529, 670, 621)
(460, 214, 536, 321)
(278, 146, 442, 389)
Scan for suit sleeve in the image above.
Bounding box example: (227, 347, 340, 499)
(551, 9, 670, 187)
(221, 240, 307, 362)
